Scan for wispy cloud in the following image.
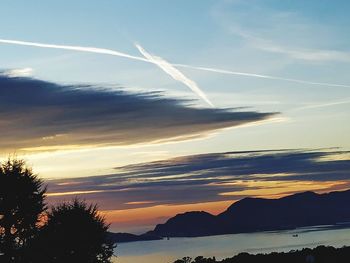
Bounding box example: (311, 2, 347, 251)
(213, 1, 350, 63)
(0, 73, 274, 152)
(231, 28, 350, 63)
(257, 42, 350, 62)
(135, 43, 214, 107)
(1, 38, 349, 91)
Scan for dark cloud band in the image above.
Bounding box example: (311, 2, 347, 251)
(0, 73, 274, 152)
(47, 149, 350, 210)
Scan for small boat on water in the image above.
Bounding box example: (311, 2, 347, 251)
(292, 234, 299, 237)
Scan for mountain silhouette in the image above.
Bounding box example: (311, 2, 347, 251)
(147, 189, 350, 237)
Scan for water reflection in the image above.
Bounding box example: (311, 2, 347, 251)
(114, 226, 350, 263)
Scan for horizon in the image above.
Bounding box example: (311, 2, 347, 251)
(1, 0, 350, 234)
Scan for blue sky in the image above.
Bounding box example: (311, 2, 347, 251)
(1, 0, 349, 108)
(1, 0, 350, 232)
(1, 0, 349, 175)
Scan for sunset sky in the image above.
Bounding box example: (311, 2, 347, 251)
(1, 0, 350, 233)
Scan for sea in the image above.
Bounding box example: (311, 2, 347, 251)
(112, 225, 350, 263)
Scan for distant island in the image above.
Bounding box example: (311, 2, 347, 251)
(144, 189, 350, 238)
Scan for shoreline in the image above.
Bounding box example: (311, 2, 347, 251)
(113, 223, 350, 244)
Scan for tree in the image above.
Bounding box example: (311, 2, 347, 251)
(174, 257, 193, 263)
(0, 158, 46, 262)
(36, 199, 115, 263)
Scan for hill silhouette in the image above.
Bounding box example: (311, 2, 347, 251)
(147, 189, 350, 237)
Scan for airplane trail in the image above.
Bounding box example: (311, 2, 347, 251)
(0, 38, 214, 106)
(173, 64, 350, 88)
(0, 39, 148, 62)
(1, 38, 349, 96)
(291, 97, 350, 112)
(135, 43, 214, 107)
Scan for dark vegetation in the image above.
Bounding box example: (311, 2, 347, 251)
(0, 158, 115, 263)
(174, 246, 350, 263)
(2, 158, 350, 263)
(148, 190, 350, 237)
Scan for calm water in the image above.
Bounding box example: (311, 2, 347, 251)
(113, 226, 350, 263)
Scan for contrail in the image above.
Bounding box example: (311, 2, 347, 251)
(291, 97, 350, 112)
(135, 43, 214, 107)
(1, 38, 349, 95)
(0, 38, 213, 106)
(173, 64, 350, 88)
(0, 39, 148, 63)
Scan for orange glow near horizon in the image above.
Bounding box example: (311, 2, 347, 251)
(98, 180, 350, 232)
(218, 180, 350, 199)
(100, 200, 234, 229)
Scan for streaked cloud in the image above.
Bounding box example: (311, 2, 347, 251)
(0, 73, 273, 152)
(47, 149, 350, 211)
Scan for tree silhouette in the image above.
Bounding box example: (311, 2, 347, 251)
(0, 159, 115, 262)
(35, 199, 115, 263)
(0, 159, 46, 262)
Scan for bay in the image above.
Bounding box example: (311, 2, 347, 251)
(113, 226, 350, 263)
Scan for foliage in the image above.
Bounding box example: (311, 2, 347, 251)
(173, 246, 350, 263)
(34, 199, 115, 263)
(0, 158, 46, 262)
(0, 158, 115, 263)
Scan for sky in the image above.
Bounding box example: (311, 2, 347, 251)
(0, 0, 350, 233)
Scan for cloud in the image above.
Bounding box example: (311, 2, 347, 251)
(233, 29, 350, 63)
(135, 43, 214, 107)
(257, 42, 350, 62)
(0, 73, 273, 152)
(47, 149, 350, 210)
(3, 67, 33, 77)
(1, 38, 349, 90)
(213, 0, 350, 63)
